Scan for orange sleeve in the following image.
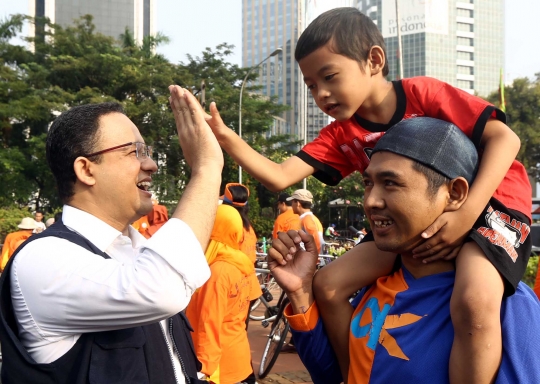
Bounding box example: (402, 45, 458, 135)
(0, 243, 9, 272)
(284, 301, 320, 331)
(187, 264, 231, 377)
(272, 215, 282, 239)
(0, 233, 15, 272)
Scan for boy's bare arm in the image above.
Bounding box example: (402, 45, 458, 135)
(314, 243, 396, 382)
(413, 119, 521, 260)
(206, 101, 315, 191)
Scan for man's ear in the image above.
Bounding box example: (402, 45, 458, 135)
(73, 157, 97, 187)
(368, 46, 386, 75)
(444, 177, 469, 212)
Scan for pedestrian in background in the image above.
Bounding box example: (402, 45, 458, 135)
(0, 217, 38, 272)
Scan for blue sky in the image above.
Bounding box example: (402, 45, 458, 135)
(0, 0, 538, 82)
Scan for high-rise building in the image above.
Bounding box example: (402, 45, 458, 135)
(357, 0, 504, 97)
(29, 0, 155, 44)
(242, 0, 353, 143)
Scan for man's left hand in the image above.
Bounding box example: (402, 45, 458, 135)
(412, 210, 475, 263)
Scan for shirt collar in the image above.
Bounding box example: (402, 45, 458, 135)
(62, 205, 146, 252)
(299, 211, 313, 219)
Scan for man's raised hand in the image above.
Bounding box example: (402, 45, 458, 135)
(168, 85, 223, 172)
(267, 230, 319, 301)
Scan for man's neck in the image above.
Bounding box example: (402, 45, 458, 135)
(400, 251, 455, 279)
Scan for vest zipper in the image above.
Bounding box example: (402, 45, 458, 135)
(168, 318, 191, 384)
(159, 319, 181, 384)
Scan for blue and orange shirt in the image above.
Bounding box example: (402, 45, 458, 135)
(285, 267, 540, 384)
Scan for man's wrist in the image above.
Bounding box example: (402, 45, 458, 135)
(288, 284, 314, 315)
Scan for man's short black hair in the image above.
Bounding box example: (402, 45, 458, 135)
(278, 193, 292, 207)
(412, 162, 451, 197)
(295, 7, 389, 77)
(46, 102, 125, 204)
(295, 200, 312, 209)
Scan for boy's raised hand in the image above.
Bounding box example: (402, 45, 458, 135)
(267, 230, 319, 299)
(412, 209, 476, 262)
(204, 101, 231, 143)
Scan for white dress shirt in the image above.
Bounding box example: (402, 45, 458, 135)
(11, 205, 210, 382)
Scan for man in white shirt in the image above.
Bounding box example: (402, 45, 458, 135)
(32, 210, 46, 233)
(0, 86, 221, 384)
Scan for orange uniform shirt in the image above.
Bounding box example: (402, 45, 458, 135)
(300, 212, 325, 255)
(1, 231, 32, 272)
(186, 204, 258, 384)
(272, 209, 301, 239)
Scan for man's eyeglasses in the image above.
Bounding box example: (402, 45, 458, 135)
(83, 142, 153, 160)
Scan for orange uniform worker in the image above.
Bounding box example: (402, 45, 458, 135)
(288, 189, 325, 255)
(272, 192, 301, 240)
(0, 218, 38, 272)
(186, 203, 260, 384)
(131, 198, 169, 239)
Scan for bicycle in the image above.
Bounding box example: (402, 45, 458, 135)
(255, 254, 336, 379)
(257, 284, 290, 379)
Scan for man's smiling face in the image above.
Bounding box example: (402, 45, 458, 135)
(363, 152, 449, 254)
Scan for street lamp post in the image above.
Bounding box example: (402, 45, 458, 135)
(238, 47, 282, 184)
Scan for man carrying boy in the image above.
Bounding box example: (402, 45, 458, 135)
(202, 7, 532, 383)
(267, 117, 540, 384)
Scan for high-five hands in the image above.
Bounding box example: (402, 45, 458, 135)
(168, 85, 223, 172)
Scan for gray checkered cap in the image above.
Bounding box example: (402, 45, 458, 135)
(371, 117, 478, 184)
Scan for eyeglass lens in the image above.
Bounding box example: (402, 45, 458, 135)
(136, 142, 153, 159)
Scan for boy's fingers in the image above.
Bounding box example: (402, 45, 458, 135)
(413, 240, 444, 258)
(420, 217, 445, 239)
(443, 246, 461, 261)
(422, 247, 452, 263)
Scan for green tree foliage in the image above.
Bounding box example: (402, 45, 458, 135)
(0, 15, 293, 228)
(487, 76, 540, 181)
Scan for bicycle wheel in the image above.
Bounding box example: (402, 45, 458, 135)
(249, 298, 266, 321)
(258, 312, 290, 379)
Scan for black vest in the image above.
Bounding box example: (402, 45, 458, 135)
(0, 221, 205, 384)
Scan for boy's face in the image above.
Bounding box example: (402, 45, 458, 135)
(299, 42, 373, 121)
(363, 152, 449, 254)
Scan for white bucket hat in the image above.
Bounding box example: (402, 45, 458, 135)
(18, 217, 38, 230)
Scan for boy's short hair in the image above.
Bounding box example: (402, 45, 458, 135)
(295, 7, 389, 77)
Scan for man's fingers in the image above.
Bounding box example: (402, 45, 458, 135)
(277, 231, 302, 256)
(296, 230, 318, 256)
(268, 246, 287, 266)
(183, 90, 207, 124)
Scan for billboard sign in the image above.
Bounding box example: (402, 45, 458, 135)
(381, 0, 448, 38)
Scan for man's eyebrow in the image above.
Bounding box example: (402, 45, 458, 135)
(363, 169, 403, 179)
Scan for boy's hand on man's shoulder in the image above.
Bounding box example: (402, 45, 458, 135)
(412, 210, 475, 262)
